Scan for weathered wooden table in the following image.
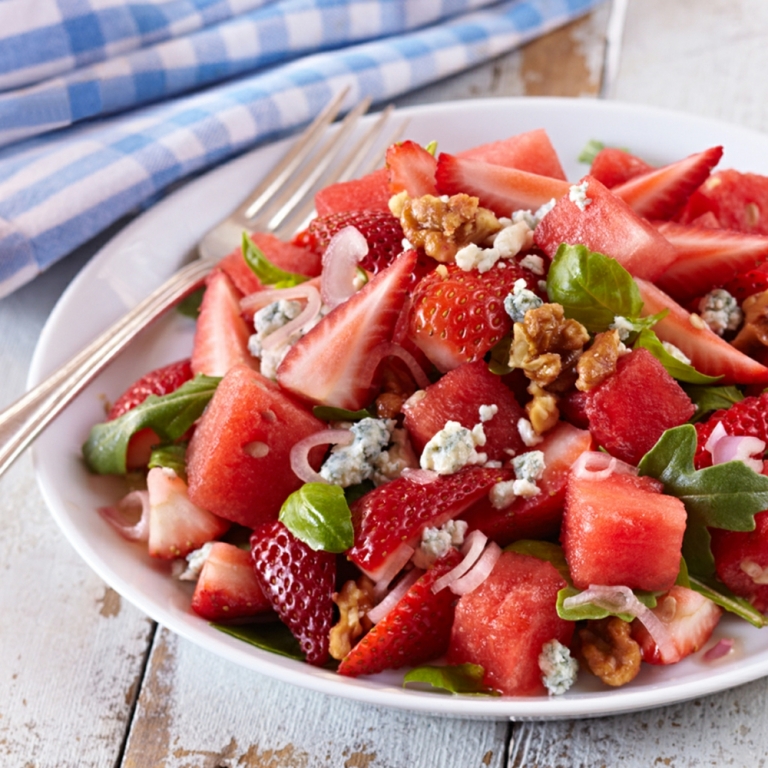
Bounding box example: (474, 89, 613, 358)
(4, 1, 768, 765)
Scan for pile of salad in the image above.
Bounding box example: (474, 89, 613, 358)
(85, 126, 768, 698)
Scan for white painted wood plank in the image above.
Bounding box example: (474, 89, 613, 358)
(0, 238, 156, 768)
(122, 627, 510, 768)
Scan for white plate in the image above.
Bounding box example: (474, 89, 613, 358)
(29, 97, 768, 720)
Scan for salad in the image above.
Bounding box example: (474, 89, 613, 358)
(83, 121, 768, 699)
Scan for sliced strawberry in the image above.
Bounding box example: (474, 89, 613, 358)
(611, 146, 723, 221)
(407, 261, 540, 372)
(191, 269, 257, 377)
(653, 220, 768, 303)
(434, 153, 569, 218)
(348, 465, 511, 582)
(631, 586, 722, 665)
(636, 278, 768, 385)
(725, 268, 768, 303)
(694, 392, 768, 469)
(191, 542, 273, 621)
(277, 250, 417, 410)
(534, 175, 679, 282)
(146, 467, 230, 559)
(250, 520, 336, 666)
(589, 147, 654, 188)
(337, 548, 462, 677)
(386, 140, 438, 196)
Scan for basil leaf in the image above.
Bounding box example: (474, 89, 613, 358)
(148, 443, 188, 480)
(241, 232, 308, 288)
(505, 540, 572, 584)
(312, 405, 374, 422)
(212, 621, 304, 660)
(578, 139, 606, 165)
(637, 425, 768, 576)
(177, 286, 205, 319)
(633, 329, 722, 384)
(279, 482, 354, 553)
(556, 586, 657, 622)
(83, 375, 220, 475)
(688, 576, 768, 628)
(403, 664, 499, 696)
(684, 384, 745, 422)
(546, 244, 643, 333)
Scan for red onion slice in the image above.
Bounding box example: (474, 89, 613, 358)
(259, 285, 322, 352)
(572, 451, 638, 480)
(98, 490, 150, 542)
(367, 568, 422, 624)
(711, 435, 765, 473)
(240, 280, 321, 314)
(401, 468, 439, 485)
(321, 226, 369, 309)
(289, 429, 353, 484)
(432, 530, 488, 594)
(372, 543, 417, 596)
(704, 638, 734, 661)
(449, 541, 502, 596)
(704, 421, 727, 455)
(355, 341, 431, 394)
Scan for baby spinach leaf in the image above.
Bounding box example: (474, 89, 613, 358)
(242, 232, 308, 289)
(633, 329, 722, 384)
(684, 384, 744, 422)
(637, 425, 768, 576)
(83, 375, 220, 475)
(279, 482, 354, 553)
(403, 664, 499, 696)
(545, 244, 643, 333)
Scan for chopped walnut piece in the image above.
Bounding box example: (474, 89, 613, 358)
(526, 382, 560, 435)
(392, 192, 501, 263)
(374, 360, 419, 419)
(576, 330, 623, 391)
(732, 290, 768, 357)
(579, 617, 641, 687)
(329, 576, 376, 661)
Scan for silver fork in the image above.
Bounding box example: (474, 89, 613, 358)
(0, 90, 399, 479)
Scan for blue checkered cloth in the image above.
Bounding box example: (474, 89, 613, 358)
(0, 0, 604, 298)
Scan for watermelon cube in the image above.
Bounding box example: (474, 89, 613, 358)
(561, 470, 686, 592)
(583, 348, 695, 466)
(186, 364, 326, 528)
(402, 360, 527, 462)
(314, 167, 391, 217)
(447, 551, 573, 696)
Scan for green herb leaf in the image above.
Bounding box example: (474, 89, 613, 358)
(177, 286, 205, 318)
(312, 405, 374, 422)
(487, 335, 513, 375)
(684, 384, 744, 422)
(424, 140, 438, 157)
(212, 621, 304, 660)
(633, 329, 722, 384)
(505, 540, 572, 583)
(578, 139, 606, 164)
(242, 232, 308, 289)
(148, 443, 188, 480)
(546, 244, 643, 333)
(403, 664, 499, 696)
(83, 375, 220, 475)
(675, 557, 691, 588)
(344, 480, 374, 505)
(689, 575, 768, 628)
(637, 425, 768, 576)
(279, 482, 354, 553)
(556, 586, 657, 622)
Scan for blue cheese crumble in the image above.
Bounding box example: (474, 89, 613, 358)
(412, 519, 469, 569)
(479, 403, 498, 423)
(569, 181, 592, 211)
(454, 221, 533, 273)
(174, 541, 214, 581)
(248, 299, 303, 379)
(420, 420, 488, 475)
(539, 639, 579, 695)
(511, 199, 556, 229)
(504, 278, 544, 322)
(489, 449, 546, 508)
(517, 417, 543, 447)
(319, 418, 415, 487)
(697, 288, 743, 336)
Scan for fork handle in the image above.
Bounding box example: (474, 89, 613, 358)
(0, 258, 214, 478)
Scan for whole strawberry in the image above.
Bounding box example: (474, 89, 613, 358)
(695, 391, 768, 468)
(407, 261, 540, 372)
(250, 520, 336, 666)
(108, 358, 193, 419)
(337, 548, 462, 677)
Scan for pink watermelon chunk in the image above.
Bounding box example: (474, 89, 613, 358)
(314, 167, 391, 217)
(402, 360, 527, 462)
(447, 551, 573, 696)
(561, 469, 686, 591)
(583, 348, 695, 466)
(186, 364, 326, 528)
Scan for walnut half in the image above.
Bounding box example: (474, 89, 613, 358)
(578, 617, 642, 687)
(329, 576, 375, 661)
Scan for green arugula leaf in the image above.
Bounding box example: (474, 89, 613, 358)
(212, 621, 304, 660)
(578, 139, 606, 164)
(279, 482, 354, 553)
(637, 425, 768, 576)
(177, 286, 205, 318)
(504, 540, 572, 583)
(312, 405, 374, 422)
(556, 585, 658, 622)
(83, 375, 220, 475)
(148, 443, 188, 480)
(241, 232, 309, 289)
(403, 664, 499, 696)
(633, 329, 722, 384)
(689, 575, 768, 628)
(546, 244, 643, 333)
(684, 384, 744, 423)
